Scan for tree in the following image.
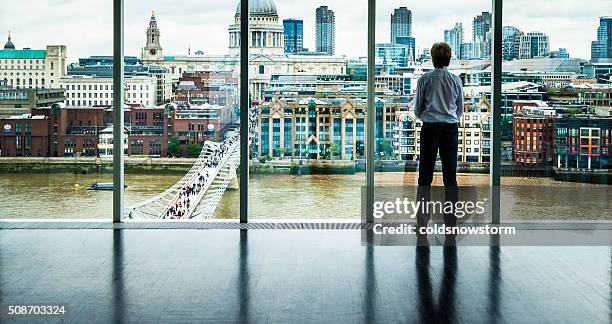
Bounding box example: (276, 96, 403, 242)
(380, 140, 395, 160)
(330, 144, 339, 160)
(278, 148, 285, 160)
(186, 144, 202, 158)
(167, 137, 181, 157)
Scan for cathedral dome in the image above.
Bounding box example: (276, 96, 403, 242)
(4, 32, 15, 50)
(235, 0, 278, 16)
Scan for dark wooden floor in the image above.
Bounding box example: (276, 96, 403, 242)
(1, 229, 610, 323)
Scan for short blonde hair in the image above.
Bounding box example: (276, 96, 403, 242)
(431, 42, 452, 68)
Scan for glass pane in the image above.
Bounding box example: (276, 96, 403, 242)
(0, 0, 113, 219)
(501, 0, 611, 221)
(122, 2, 241, 220)
(374, 1, 493, 223)
(248, 0, 367, 219)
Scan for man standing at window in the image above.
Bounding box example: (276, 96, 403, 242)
(413, 42, 463, 244)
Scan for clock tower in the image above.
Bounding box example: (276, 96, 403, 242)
(142, 11, 163, 62)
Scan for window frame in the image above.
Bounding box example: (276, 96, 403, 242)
(110, 0, 504, 223)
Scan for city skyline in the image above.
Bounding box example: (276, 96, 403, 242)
(0, 0, 609, 62)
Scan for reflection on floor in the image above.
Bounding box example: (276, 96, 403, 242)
(1, 230, 609, 323)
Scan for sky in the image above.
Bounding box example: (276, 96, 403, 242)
(0, 0, 608, 63)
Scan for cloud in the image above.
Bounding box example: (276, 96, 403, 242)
(0, 0, 605, 62)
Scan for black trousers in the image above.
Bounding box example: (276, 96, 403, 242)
(418, 122, 459, 186)
(417, 122, 459, 227)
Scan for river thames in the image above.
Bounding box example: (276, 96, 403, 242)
(0, 172, 609, 220)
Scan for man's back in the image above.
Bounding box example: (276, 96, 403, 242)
(414, 67, 464, 124)
(414, 42, 462, 245)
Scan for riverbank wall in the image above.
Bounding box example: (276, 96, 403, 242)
(0, 157, 195, 174)
(0, 157, 609, 184)
(248, 160, 491, 175)
(0, 158, 489, 175)
(554, 169, 611, 185)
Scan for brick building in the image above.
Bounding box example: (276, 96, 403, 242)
(0, 103, 170, 157)
(169, 102, 236, 146)
(0, 114, 49, 157)
(174, 71, 238, 106)
(511, 101, 556, 166)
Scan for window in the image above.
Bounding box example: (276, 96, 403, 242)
(5, 0, 608, 225)
(248, 0, 367, 219)
(501, 0, 609, 221)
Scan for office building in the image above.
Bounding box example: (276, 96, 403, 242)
(390, 7, 412, 43)
(395, 95, 492, 162)
(444, 23, 464, 59)
(582, 61, 612, 83)
(67, 56, 172, 105)
(549, 48, 569, 59)
(548, 83, 612, 108)
(555, 114, 612, 169)
(67, 56, 143, 77)
(315, 6, 335, 55)
(591, 16, 612, 61)
(502, 26, 521, 60)
(460, 43, 478, 60)
(517, 32, 550, 59)
(257, 97, 367, 160)
(59, 76, 157, 108)
(375, 43, 414, 68)
(395, 36, 416, 60)
(1, 32, 67, 89)
(283, 19, 304, 54)
(472, 12, 492, 59)
(0, 88, 65, 117)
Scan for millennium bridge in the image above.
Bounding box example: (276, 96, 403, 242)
(123, 133, 241, 220)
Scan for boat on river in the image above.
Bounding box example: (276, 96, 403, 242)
(88, 182, 128, 190)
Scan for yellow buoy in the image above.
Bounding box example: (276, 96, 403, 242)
(73, 184, 81, 190)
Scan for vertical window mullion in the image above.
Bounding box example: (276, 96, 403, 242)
(112, 0, 125, 223)
(240, 0, 249, 223)
(491, 0, 503, 224)
(365, 0, 375, 223)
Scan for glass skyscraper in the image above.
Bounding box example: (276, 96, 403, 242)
(591, 16, 612, 61)
(395, 36, 416, 62)
(502, 26, 521, 61)
(472, 11, 492, 59)
(390, 7, 412, 44)
(315, 6, 335, 55)
(283, 19, 303, 54)
(376, 43, 413, 67)
(444, 23, 464, 59)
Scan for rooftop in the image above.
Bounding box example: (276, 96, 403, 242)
(236, 0, 278, 16)
(0, 49, 46, 59)
(6, 114, 46, 120)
